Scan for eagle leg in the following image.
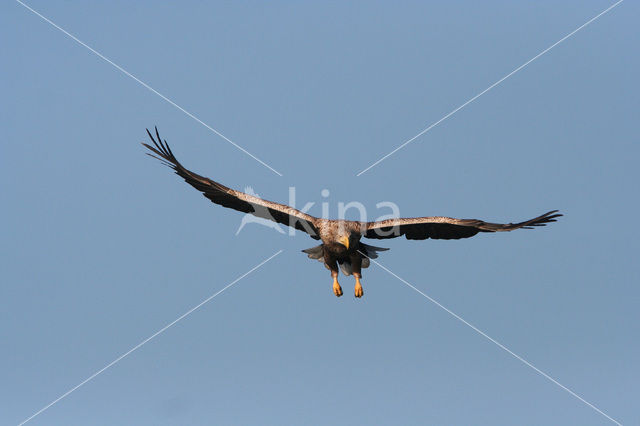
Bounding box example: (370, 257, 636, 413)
(333, 274, 343, 298)
(325, 258, 343, 297)
(351, 255, 364, 298)
(354, 275, 363, 298)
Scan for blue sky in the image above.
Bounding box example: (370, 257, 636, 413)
(2, 1, 638, 425)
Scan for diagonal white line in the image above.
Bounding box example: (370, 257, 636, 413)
(18, 250, 283, 426)
(15, 0, 283, 177)
(360, 251, 622, 425)
(356, 0, 624, 176)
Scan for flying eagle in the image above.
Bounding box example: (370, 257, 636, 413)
(143, 128, 561, 298)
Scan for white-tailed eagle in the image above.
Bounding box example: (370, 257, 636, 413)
(143, 128, 561, 298)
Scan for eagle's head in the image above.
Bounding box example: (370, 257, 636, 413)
(336, 230, 360, 250)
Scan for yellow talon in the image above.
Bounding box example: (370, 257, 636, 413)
(333, 280, 343, 297)
(354, 280, 363, 298)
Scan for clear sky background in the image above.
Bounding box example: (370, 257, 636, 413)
(2, 1, 638, 425)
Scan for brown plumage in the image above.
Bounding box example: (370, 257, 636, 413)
(143, 128, 562, 298)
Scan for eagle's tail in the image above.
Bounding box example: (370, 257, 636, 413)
(339, 242, 390, 275)
(302, 243, 389, 276)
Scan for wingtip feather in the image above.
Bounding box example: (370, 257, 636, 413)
(142, 127, 180, 169)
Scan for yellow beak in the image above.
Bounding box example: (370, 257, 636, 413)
(339, 236, 350, 250)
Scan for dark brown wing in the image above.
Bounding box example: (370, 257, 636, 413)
(143, 127, 320, 238)
(363, 211, 562, 240)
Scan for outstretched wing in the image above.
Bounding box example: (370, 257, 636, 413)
(143, 127, 320, 238)
(364, 210, 562, 240)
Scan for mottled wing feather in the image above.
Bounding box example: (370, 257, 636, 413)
(364, 211, 562, 240)
(143, 128, 320, 238)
